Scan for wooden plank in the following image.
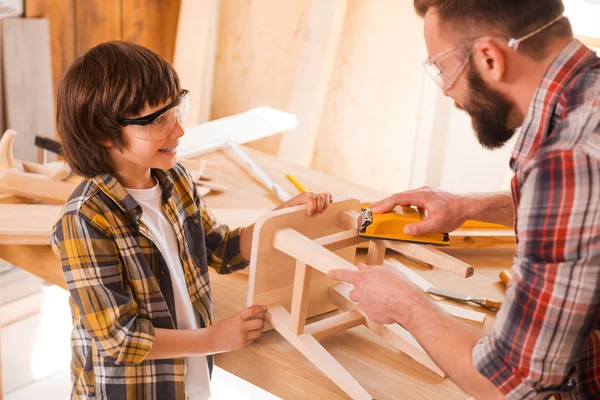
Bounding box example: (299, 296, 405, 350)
(0, 170, 77, 204)
(3, 18, 56, 162)
(0, 204, 62, 245)
(212, 0, 312, 155)
(277, 0, 347, 166)
(177, 107, 298, 160)
(329, 284, 446, 377)
(122, 0, 181, 63)
(290, 261, 312, 335)
(266, 304, 373, 400)
(312, 1, 426, 194)
(383, 240, 474, 278)
(173, 0, 220, 126)
(366, 241, 385, 265)
(25, 0, 76, 100)
(247, 198, 362, 328)
(0, 245, 65, 289)
(75, 0, 121, 56)
(272, 228, 357, 276)
(304, 311, 365, 340)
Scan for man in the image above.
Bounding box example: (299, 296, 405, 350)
(329, 1, 599, 399)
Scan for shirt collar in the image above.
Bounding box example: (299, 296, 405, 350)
(510, 39, 598, 171)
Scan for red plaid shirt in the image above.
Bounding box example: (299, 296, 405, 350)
(472, 40, 600, 399)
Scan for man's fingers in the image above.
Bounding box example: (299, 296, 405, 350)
(371, 191, 428, 214)
(404, 218, 440, 236)
(247, 328, 264, 341)
(349, 288, 360, 303)
(328, 269, 359, 285)
(357, 263, 377, 271)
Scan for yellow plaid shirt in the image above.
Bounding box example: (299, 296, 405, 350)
(51, 164, 247, 399)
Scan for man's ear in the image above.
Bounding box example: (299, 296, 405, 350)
(472, 39, 507, 83)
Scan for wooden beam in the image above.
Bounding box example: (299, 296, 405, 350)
(277, 0, 347, 166)
(25, 0, 77, 101)
(329, 284, 445, 377)
(304, 311, 365, 340)
(75, 0, 121, 56)
(266, 304, 373, 400)
(0, 169, 76, 204)
(383, 240, 474, 278)
(173, 0, 220, 125)
(3, 18, 56, 162)
(122, 0, 181, 63)
(290, 261, 312, 335)
(272, 228, 356, 276)
(366, 241, 386, 265)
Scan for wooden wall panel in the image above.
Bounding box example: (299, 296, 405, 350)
(211, 0, 312, 155)
(312, 0, 427, 194)
(75, 0, 122, 56)
(25, 0, 76, 103)
(122, 0, 181, 62)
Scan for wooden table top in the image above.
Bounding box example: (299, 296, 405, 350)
(0, 146, 513, 399)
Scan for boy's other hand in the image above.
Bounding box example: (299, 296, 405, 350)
(274, 192, 333, 216)
(209, 305, 266, 353)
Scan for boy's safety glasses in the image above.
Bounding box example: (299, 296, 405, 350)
(119, 90, 190, 142)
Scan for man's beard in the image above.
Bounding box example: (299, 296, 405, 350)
(461, 58, 518, 150)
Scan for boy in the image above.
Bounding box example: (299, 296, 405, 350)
(51, 41, 333, 399)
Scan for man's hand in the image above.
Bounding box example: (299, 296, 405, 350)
(369, 187, 468, 236)
(208, 305, 266, 353)
(328, 263, 429, 325)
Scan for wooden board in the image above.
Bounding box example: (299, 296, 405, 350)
(277, 0, 347, 166)
(212, 0, 312, 155)
(0, 170, 77, 204)
(0, 204, 62, 245)
(2, 18, 56, 162)
(177, 107, 298, 159)
(26, 0, 77, 100)
(312, 0, 427, 194)
(75, 0, 121, 56)
(247, 197, 362, 325)
(173, 0, 220, 126)
(122, 0, 181, 63)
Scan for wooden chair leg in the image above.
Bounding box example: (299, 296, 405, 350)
(366, 240, 386, 265)
(383, 240, 474, 278)
(267, 304, 373, 400)
(290, 261, 312, 335)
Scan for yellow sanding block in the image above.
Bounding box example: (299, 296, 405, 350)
(357, 206, 450, 246)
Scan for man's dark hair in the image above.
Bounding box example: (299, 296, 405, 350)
(414, 0, 573, 58)
(56, 41, 181, 178)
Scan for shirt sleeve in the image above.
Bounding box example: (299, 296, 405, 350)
(52, 214, 155, 365)
(472, 149, 600, 399)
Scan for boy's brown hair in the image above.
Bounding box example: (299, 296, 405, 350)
(413, 0, 573, 59)
(57, 41, 181, 178)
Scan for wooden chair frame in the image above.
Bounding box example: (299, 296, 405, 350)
(246, 198, 479, 399)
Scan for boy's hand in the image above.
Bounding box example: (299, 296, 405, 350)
(209, 305, 266, 353)
(274, 192, 333, 216)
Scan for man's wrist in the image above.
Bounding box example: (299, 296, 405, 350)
(392, 287, 435, 328)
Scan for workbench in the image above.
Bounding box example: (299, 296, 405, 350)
(0, 146, 513, 399)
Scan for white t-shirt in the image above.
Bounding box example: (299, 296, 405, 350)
(127, 180, 211, 400)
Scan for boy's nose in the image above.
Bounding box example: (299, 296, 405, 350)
(170, 120, 185, 139)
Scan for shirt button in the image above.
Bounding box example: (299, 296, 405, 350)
(160, 270, 165, 275)
(194, 218, 199, 224)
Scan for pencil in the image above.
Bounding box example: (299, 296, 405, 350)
(286, 174, 308, 193)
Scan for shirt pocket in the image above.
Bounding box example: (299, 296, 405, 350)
(182, 211, 209, 275)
